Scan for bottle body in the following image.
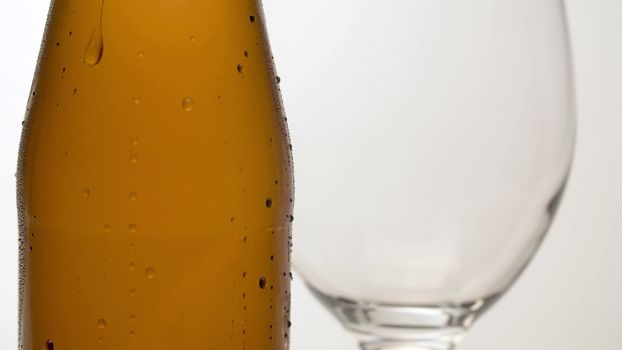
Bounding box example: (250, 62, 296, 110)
(17, 1, 292, 349)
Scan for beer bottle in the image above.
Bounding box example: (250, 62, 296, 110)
(17, 0, 293, 349)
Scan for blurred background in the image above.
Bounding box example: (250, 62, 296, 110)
(1, 0, 621, 349)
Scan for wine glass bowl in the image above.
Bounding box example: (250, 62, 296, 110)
(265, 0, 575, 348)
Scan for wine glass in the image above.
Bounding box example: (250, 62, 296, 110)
(263, 0, 575, 349)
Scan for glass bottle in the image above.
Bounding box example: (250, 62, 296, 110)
(17, 1, 292, 349)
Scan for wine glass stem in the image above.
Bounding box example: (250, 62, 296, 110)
(360, 339, 456, 350)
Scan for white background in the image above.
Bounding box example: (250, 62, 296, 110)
(1, 1, 621, 349)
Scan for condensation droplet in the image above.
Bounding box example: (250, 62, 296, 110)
(129, 314, 136, 322)
(190, 35, 196, 42)
(129, 289, 136, 297)
(98, 337, 104, 343)
(237, 64, 244, 74)
(259, 277, 266, 289)
(145, 267, 156, 279)
(82, 188, 90, 197)
(287, 215, 294, 223)
(128, 224, 137, 233)
(137, 51, 144, 59)
(131, 136, 139, 146)
(132, 96, 141, 105)
(249, 15, 255, 23)
(97, 319, 107, 329)
(265, 198, 272, 208)
(129, 242, 136, 250)
(129, 330, 136, 337)
(129, 154, 138, 164)
(104, 224, 111, 232)
(262, 225, 283, 234)
(182, 97, 194, 112)
(129, 192, 138, 201)
(276, 76, 281, 84)
(82, 0, 104, 66)
(129, 262, 135, 271)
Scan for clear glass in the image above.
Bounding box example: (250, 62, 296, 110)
(264, 0, 575, 349)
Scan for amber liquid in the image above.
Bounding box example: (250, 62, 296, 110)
(17, 1, 292, 349)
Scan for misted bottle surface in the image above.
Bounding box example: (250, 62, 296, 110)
(17, 0, 293, 349)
